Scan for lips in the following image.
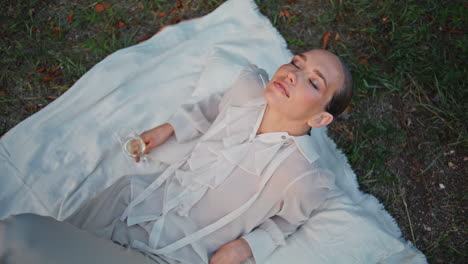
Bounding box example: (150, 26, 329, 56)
(273, 81, 290, 98)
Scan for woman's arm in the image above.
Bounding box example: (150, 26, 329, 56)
(135, 122, 174, 162)
(136, 92, 223, 162)
(240, 169, 334, 263)
(209, 238, 253, 264)
(167, 92, 223, 143)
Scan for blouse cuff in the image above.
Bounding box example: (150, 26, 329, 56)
(242, 228, 278, 264)
(167, 110, 201, 143)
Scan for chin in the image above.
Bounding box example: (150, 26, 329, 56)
(263, 91, 286, 114)
(263, 88, 276, 105)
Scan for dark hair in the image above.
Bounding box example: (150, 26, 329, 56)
(325, 59, 353, 118)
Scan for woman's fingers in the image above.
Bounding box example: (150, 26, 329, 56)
(140, 131, 152, 142)
(143, 139, 152, 153)
(140, 131, 154, 153)
(138, 123, 174, 159)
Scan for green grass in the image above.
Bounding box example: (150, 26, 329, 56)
(328, 0, 467, 136)
(338, 113, 407, 186)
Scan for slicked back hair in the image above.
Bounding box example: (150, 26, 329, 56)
(325, 58, 353, 118)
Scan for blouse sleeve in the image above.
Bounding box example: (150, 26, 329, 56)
(242, 169, 334, 263)
(167, 92, 223, 143)
(167, 64, 268, 143)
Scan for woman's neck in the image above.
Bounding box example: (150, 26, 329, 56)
(256, 104, 310, 136)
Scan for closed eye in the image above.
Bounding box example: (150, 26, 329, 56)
(310, 79, 319, 90)
(290, 59, 299, 68)
(291, 58, 318, 90)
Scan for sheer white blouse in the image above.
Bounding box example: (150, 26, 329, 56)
(120, 64, 335, 263)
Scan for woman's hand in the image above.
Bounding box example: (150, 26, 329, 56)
(135, 123, 174, 162)
(209, 238, 253, 264)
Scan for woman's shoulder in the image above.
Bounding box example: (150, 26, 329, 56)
(238, 64, 269, 88)
(276, 149, 335, 190)
(226, 64, 269, 105)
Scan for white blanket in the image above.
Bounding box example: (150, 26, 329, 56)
(0, 0, 427, 263)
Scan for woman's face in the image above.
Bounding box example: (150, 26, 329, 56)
(263, 49, 345, 126)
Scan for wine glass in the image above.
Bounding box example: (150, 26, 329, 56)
(123, 135, 146, 158)
(116, 128, 149, 164)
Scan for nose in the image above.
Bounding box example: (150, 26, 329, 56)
(286, 71, 296, 85)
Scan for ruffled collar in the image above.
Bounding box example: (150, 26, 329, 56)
(246, 97, 321, 164)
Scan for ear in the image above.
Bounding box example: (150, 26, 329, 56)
(307, 112, 334, 128)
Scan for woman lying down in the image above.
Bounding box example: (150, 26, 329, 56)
(0, 49, 352, 264)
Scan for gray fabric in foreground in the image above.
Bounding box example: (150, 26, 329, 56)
(0, 214, 163, 264)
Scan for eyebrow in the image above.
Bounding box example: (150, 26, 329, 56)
(297, 53, 328, 90)
(297, 53, 307, 61)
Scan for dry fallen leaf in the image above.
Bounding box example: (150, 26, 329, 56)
(35, 67, 46, 73)
(48, 67, 58, 74)
(322, 32, 331, 49)
(171, 17, 181, 23)
(53, 26, 60, 35)
(359, 56, 368, 64)
(95, 3, 112, 13)
(24, 105, 37, 112)
(138, 34, 150, 43)
(170, 9, 177, 15)
(67, 14, 73, 22)
(43, 75, 56, 82)
(411, 162, 421, 173)
(279, 10, 291, 21)
(449, 29, 462, 34)
(117, 20, 126, 29)
(334, 33, 341, 41)
(156, 11, 166, 18)
(176, 0, 184, 9)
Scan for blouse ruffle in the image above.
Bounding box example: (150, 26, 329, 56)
(121, 94, 293, 254)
